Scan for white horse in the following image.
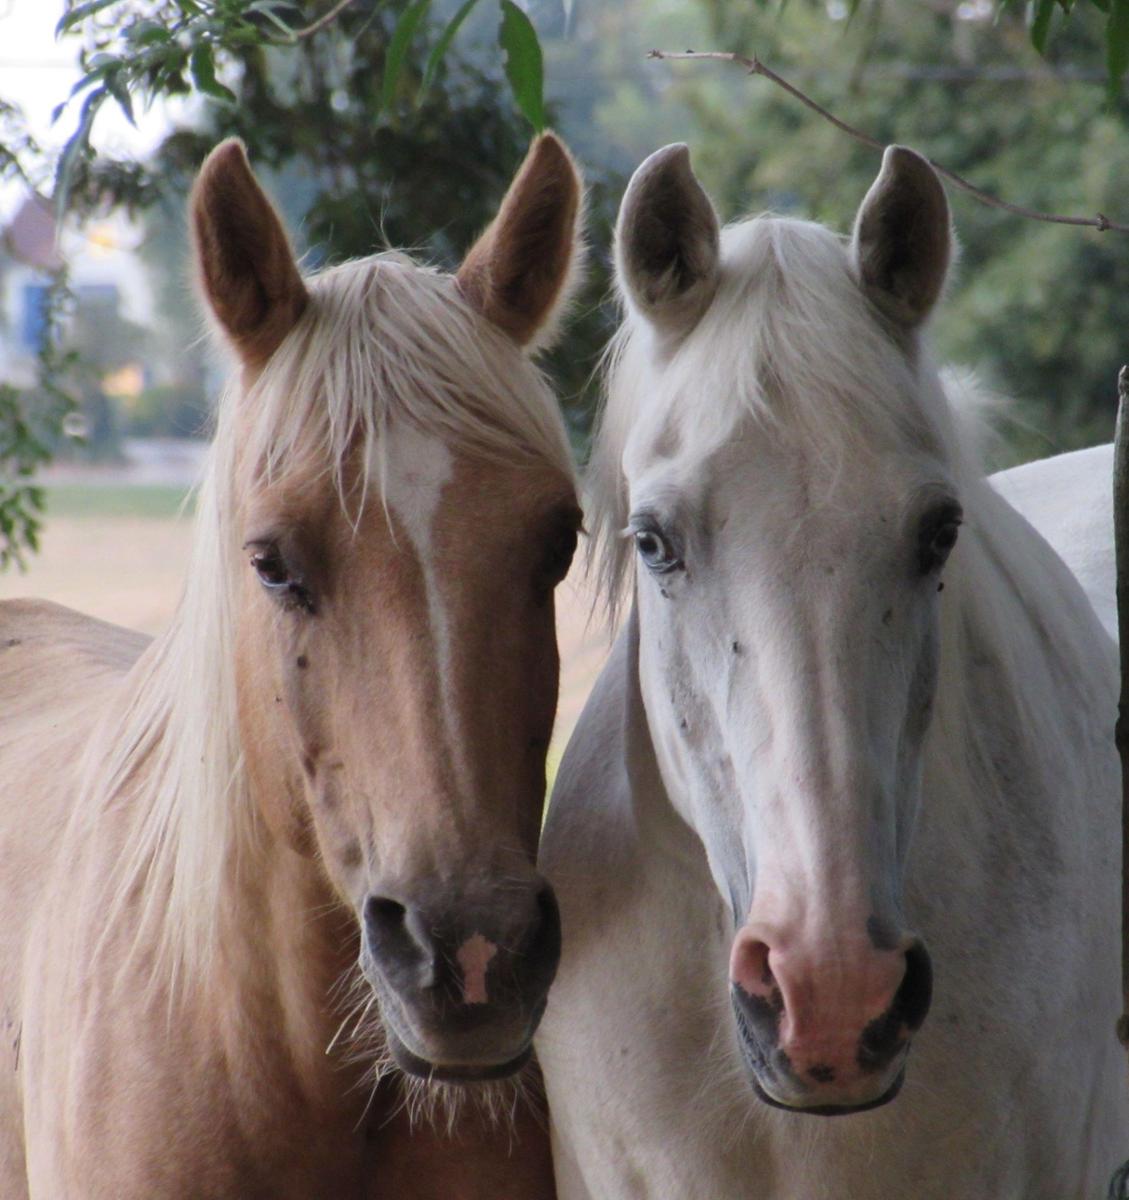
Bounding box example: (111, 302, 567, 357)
(536, 144, 1129, 1197)
(992, 443, 1115, 640)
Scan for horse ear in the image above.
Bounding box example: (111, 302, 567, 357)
(456, 132, 583, 350)
(851, 145, 950, 329)
(190, 139, 308, 368)
(615, 143, 720, 342)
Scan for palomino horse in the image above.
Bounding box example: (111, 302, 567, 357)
(0, 134, 584, 1198)
(537, 144, 1129, 1196)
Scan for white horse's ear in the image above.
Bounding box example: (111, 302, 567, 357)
(457, 132, 584, 351)
(190, 139, 308, 368)
(615, 143, 720, 341)
(851, 145, 950, 329)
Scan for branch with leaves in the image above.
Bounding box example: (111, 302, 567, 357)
(648, 48, 1129, 235)
(52, 0, 548, 216)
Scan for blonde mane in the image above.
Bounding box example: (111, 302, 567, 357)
(89, 253, 574, 987)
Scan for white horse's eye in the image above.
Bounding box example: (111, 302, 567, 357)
(634, 528, 682, 574)
(918, 505, 962, 575)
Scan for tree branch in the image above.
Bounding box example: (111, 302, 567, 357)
(647, 48, 1129, 235)
(290, 0, 359, 42)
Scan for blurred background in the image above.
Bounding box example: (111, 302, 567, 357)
(1, 0, 1127, 748)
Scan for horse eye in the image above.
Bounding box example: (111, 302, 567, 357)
(634, 527, 682, 574)
(549, 526, 578, 583)
(250, 546, 291, 589)
(919, 510, 962, 575)
(248, 544, 316, 613)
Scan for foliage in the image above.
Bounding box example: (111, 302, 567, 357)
(51, 0, 548, 216)
(758, 0, 1129, 100)
(651, 0, 1129, 464)
(0, 0, 558, 569)
(0, 277, 80, 569)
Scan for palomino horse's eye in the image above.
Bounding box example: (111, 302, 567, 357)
(918, 505, 962, 575)
(634, 527, 682, 574)
(542, 525, 579, 588)
(248, 544, 315, 613)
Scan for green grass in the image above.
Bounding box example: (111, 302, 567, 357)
(41, 484, 194, 520)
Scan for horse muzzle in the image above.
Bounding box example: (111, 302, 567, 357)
(359, 875, 561, 1082)
(728, 925, 932, 1114)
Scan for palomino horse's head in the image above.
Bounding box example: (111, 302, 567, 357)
(190, 137, 583, 1081)
(595, 144, 961, 1113)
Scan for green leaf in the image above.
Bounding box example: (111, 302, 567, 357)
(190, 43, 237, 104)
(126, 19, 172, 45)
(1109, 0, 1129, 100)
(421, 0, 483, 95)
(103, 68, 136, 126)
(1030, 0, 1055, 51)
(499, 0, 544, 132)
(55, 0, 119, 38)
(54, 87, 106, 221)
(380, 0, 431, 115)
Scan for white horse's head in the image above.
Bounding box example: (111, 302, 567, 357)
(595, 144, 964, 1114)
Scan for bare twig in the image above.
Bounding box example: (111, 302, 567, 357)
(648, 48, 1129, 235)
(290, 0, 359, 41)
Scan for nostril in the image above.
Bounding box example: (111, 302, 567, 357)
(894, 940, 933, 1032)
(365, 895, 407, 938)
(730, 935, 777, 1003)
(521, 883, 561, 984)
(534, 883, 558, 929)
(362, 894, 436, 987)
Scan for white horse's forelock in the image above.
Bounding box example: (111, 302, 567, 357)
(588, 215, 977, 622)
(86, 253, 574, 990)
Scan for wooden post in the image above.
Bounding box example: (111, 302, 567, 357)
(1115, 365, 1129, 1046)
(1109, 367, 1129, 1200)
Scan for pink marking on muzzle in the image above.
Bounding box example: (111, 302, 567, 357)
(456, 933, 498, 1005)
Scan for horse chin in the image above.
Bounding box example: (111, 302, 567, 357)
(750, 1068, 906, 1117)
(385, 1026, 533, 1083)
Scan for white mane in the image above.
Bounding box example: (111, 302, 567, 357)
(88, 253, 574, 987)
(588, 216, 976, 615)
(586, 209, 1107, 740)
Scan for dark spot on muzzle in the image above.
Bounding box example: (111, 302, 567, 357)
(858, 941, 933, 1073)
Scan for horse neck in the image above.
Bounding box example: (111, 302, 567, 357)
(209, 817, 365, 1108)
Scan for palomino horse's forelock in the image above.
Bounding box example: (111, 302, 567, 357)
(84, 251, 574, 999)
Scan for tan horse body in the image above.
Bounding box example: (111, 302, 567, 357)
(0, 135, 582, 1198)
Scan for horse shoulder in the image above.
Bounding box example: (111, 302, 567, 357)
(0, 600, 149, 1198)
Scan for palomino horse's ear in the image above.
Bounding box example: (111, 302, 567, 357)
(190, 139, 308, 368)
(615, 143, 720, 342)
(851, 145, 951, 329)
(456, 132, 583, 350)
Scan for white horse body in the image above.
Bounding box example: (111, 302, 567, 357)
(991, 443, 1115, 640)
(537, 147, 1128, 1197)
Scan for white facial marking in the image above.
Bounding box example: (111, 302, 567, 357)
(382, 424, 466, 778)
(456, 933, 498, 1005)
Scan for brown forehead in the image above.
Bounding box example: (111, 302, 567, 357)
(240, 445, 577, 569)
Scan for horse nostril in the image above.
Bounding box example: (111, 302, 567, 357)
(895, 940, 933, 1032)
(365, 895, 407, 943)
(523, 883, 562, 984)
(363, 895, 438, 989)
